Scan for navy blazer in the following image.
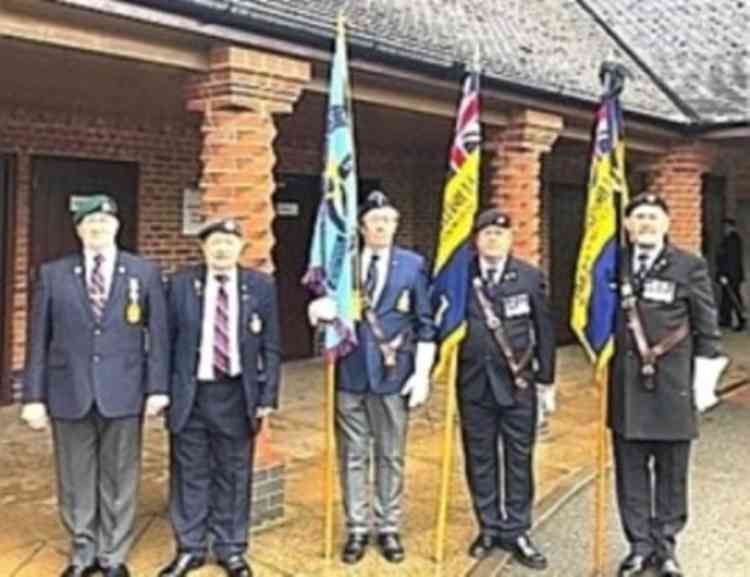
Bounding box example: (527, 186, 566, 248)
(337, 246, 436, 395)
(458, 255, 556, 405)
(167, 266, 281, 433)
(23, 251, 169, 419)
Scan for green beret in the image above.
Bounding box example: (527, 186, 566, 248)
(71, 194, 118, 225)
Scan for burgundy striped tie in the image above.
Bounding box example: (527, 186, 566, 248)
(213, 274, 231, 379)
(89, 254, 106, 320)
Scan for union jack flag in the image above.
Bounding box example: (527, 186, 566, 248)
(449, 73, 481, 173)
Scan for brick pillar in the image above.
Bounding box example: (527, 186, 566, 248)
(486, 110, 563, 266)
(187, 46, 311, 272)
(644, 143, 716, 252)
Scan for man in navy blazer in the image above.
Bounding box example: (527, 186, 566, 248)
(21, 194, 169, 577)
(158, 218, 281, 577)
(309, 190, 436, 564)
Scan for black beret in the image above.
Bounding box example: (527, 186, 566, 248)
(72, 194, 118, 224)
(624, 193, 669, 217)
(197, 218, 243, 241)
(473, 208, 512, 233)
(359, 190, 395, 218)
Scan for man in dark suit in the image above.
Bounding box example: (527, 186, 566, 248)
(21, 194, 169, 577)
(308, 190, 436, 564)
(610, 193, 722, 577)
(716, 217, 746, 331)
(157, 218, 281, 577)
(456, 208, 556, 569)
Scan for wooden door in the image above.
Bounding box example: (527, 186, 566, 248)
(0, 156, 14, 405)
(550, 183, 587, 345)
(30, 157, 139, 272)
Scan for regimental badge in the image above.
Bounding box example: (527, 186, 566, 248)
(642, 279, 676, 304)
(503, 270, 518, 283)
(503, 293, 531, 318)
(125, 277, 142, 325)
(396, 289, 411, 313)
(249, 312, 263, 334)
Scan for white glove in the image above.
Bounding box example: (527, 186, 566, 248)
(401, 342, 436, 408)
(145, 394, 170, 417)
(536, 384, 557, 415)
(307, 296, 337, 326)
(20, 402, 49, 431)
(693, 356, 728, 412)
(256, 406, 275, 419)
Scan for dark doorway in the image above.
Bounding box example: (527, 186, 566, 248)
(0, 156, 15, 405)
(701, 174, 726, 285)
(272, 174, 381, 360)
(30, 157, 139, 272)
(550, 183, 587, 345)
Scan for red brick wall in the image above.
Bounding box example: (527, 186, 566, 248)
(0, 105, 203, 372)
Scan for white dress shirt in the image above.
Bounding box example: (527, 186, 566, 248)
(198, 267, 242, 380)
(479, 257, 507, 285)
(361, 246, 391, 305)
(633, 244, 663, 276)
(84, 246, 117, 298)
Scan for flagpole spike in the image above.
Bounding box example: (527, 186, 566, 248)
(599, 61, 629, 97)
(472, 44, 482, 74)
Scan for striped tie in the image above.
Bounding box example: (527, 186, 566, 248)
(213, 274, 231, 379)
(89, 253, 107, 320)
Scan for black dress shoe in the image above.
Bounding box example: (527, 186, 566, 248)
(341, 534, 368, 564)
(501, 535, 547, 570)
(103, 566, 130, 577)
(659, 557, 683, 577)
(218, 555, 253, 577)
(60, 566, 99, 577)
(468, 534, 498, 559)
(376, 533, 405, 563)
(158, 553, 206, 577)
(618, 553, 652, 577)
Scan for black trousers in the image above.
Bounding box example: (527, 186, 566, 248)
(612, 433, 691, 559)
(459, 382, 537, 541)
(719, 281, 745, 326)
(169, 379, 256, 560)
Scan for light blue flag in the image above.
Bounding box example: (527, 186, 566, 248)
(302, 18, 360, 360)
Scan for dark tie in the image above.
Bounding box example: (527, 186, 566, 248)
(635, 251, 650, 281)
(485, 266, 499, 296)
(89, 253, 106, 319)
(213, 274, 231, 379)
(365, 253, 380, 302)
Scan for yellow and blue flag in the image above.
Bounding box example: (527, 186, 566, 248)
(570, 81, 629, 372)
(302, 18, 360, 360)
(431, 70, 481, 380)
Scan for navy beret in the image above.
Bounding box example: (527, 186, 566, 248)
(72, 194, 118, 225)
(197, 218, 243, 241)
(474, 208, 512, 233)
(625, 193, 669, 216)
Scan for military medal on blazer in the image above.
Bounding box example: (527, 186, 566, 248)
(125, 276, 143, 325)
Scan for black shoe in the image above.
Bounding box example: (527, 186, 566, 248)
(468, 534, 498, 559)
(734, 320, 747, 332)
(376, 533, 405, 563)
(501, 535, 547, 570)
(158, 553, 206, 577)
(659, 557, 683, 577)
(618, 553, 653, 577)
(60, 566, 99, 577)
(218, 555, 253, 577)
(341, 534, 368, 564)
(103, 566, 130, 577)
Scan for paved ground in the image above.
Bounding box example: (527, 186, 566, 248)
(1, 331, 748, 577)
(495, 384, 750, 577)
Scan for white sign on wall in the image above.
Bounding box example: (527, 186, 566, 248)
(182, 187, 203, 236)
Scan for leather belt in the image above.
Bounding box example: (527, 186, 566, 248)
(472, 278, 535, 390)
(363, 299, 405, 376)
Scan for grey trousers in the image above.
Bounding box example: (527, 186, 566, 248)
(336, 391, 409, 535)
(52, 410, 142, 568)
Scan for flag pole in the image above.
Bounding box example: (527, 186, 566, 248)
(433, 348, 459, 563)
(323, 355, 336, 562)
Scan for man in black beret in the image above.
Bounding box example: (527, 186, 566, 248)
(21, 193, 169, 577)
(308, 190, 436, 564)
(158, 217, 281, 577)
(457, 208, 556, 568)
(611, 193, 723, 577)
(716, 217, 746, 331)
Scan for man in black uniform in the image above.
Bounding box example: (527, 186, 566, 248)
(716, 218, 746, 331)
(457, 208, 556, 569)
(610, 193, 722, 577)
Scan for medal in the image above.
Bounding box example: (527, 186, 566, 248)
(125, 277, 142, 325)
(194, 278, 203, 296)
(396, 289, 411, 313)
(249, 312, 263, 334)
